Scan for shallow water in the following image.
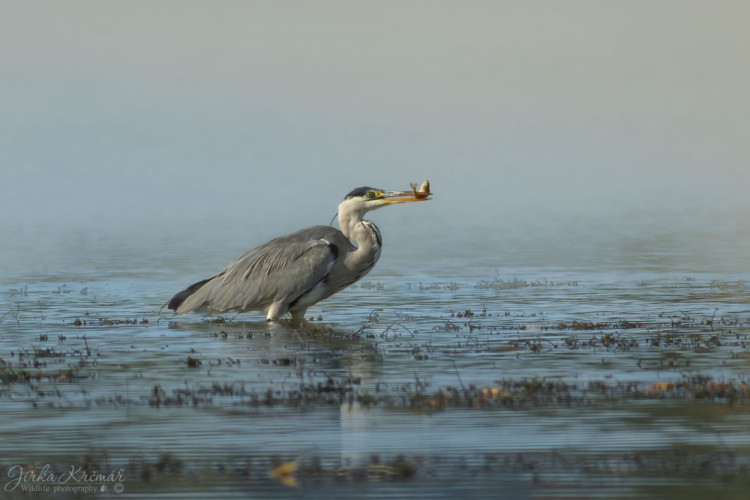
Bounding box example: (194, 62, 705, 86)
(2, 210, 750, 498)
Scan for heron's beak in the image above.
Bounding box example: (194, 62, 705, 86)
(378, 190, 432, 205)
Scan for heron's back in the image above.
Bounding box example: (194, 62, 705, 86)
(169, 225, 356, 316)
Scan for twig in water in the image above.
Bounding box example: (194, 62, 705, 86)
(1, 304, 21, 325)
(709, 308, 719, 331)
(83, 335, 91, 356)
(413, 370, 425, 397)
(453, 360, 466, 392)
(293, 329, 308, 349)
(381, 320, 414, 340)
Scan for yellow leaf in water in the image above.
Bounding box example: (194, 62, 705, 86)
(646, 382, 675, 394)
(479, 387, 511, 399)
(269, 460, 298, 487)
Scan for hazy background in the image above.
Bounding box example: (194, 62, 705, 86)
(1, 0, 748, 274)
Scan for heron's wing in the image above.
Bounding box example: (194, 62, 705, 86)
(174, 226, 343, 314)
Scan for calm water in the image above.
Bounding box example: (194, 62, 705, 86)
(2, 209, 750, 498)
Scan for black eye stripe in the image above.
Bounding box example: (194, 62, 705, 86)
(344, 186, 383, 200)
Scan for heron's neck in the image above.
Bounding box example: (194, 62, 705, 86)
(337, 202, 383, 276)
(338, 202, 358, 240)
(338, 205, 381, 252)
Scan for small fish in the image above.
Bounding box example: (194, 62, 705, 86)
(409, 180, 431, 199)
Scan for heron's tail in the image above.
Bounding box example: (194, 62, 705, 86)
(167, 277, 214, 312)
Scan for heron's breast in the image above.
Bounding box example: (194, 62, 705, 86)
(291, 280, 329, 310)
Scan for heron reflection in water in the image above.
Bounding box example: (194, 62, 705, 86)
(168, 186, 431, 322)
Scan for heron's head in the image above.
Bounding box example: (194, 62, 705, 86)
(340, 186, 430, 216)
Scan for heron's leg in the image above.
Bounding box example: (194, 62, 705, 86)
(266, 302, 286, 321)
(290, 308, 307, 324)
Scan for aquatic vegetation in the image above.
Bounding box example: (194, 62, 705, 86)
(5, 285, 28, 296)
(72, 316, 149, 327)
(0, 357, 82, 385)
(2, 272, 750, 497)
(352, 280, 385, 290)
(474, 277, 579, 289)
(55, 371, 743, 412)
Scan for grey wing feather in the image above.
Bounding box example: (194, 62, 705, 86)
(174, 226, 341, 315)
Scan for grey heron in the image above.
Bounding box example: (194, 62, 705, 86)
(167, 186, 431, 322)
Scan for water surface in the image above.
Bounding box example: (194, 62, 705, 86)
(2, 210, 750, 498)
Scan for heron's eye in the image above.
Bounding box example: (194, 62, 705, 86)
(366, 191, 376, 199)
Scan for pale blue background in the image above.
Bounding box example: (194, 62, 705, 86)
(1, 0, 748, 268)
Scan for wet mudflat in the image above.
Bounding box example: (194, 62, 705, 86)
(1, 214, 750, 498)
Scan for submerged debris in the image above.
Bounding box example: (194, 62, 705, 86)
(3, 447, 748, 492)
(123, 374, 750, 411)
